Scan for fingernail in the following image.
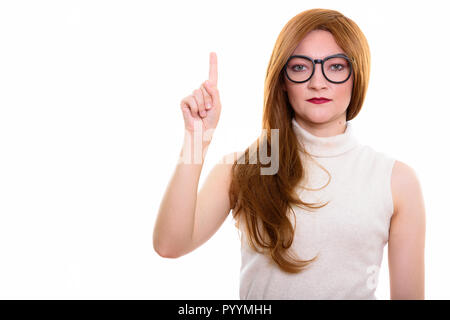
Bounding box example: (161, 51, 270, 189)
(206, 104, 211, 110)
(205, 80, 209, 86)
(200, 111, 207, 117)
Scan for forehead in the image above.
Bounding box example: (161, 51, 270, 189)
(291, 29, 345, 59)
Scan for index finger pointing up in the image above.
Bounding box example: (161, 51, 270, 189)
(209, 52, 218, 86)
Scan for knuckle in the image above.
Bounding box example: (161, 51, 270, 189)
(196, 90, 204, 101)
(180, 98, 188, 107)
(188, 96, 197, 109)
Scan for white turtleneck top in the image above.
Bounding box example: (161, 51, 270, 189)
(237, 117, 396, 300)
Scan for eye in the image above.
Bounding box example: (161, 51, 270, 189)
(330, 64, 344, 71)
(292, 64, 307, 72)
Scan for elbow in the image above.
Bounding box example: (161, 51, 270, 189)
(153, 228, 190, 258)
(153, 245, 180, 259)
(153, 237, 182, 259)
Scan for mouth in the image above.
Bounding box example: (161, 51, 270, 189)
(307, 97, 332, 104)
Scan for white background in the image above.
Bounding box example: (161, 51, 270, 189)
(0, 0, 448, 299)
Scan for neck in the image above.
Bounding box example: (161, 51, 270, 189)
(293, 115, 347, 137)
(291, 117, 359, 158)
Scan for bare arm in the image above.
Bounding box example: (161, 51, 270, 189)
(388, 160, 426, 299)
(153, 52, 233, 258)
(152, 133, 208, 258)
(153, 148, 235, 258)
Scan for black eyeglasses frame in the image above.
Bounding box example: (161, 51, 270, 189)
(283, 53, 353, 84)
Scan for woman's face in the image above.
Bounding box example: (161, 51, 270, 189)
(282, 30, 354, 133)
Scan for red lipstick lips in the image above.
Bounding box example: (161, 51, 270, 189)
(307, 97, 331, 104)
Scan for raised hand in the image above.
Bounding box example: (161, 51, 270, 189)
(180, 52, 222, 140)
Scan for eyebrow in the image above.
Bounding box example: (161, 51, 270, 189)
(294, 52, 348, 58)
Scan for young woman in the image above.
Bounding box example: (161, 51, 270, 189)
(153, 8, 426, 300)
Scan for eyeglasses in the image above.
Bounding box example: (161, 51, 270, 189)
(283, 53, 353, 84)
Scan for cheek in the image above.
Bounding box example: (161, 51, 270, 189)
(286, 85, 307, 101)
(335, 82, 353, 101)
(286, 90, 304, 107)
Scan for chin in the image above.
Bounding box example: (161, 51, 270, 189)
(308, 117, 334, 125)
(302, 109, 336, 123)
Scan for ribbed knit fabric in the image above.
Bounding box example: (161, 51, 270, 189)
(238, 117, 396, 300)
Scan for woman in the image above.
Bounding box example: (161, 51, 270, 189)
(153, 8, 426, 300)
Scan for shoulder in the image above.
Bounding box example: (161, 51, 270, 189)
(355, 144, 394, 168)
(391, 160, 423, 216)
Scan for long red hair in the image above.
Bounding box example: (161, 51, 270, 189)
(228, 8, 371, 273)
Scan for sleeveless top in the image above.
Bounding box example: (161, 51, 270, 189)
(237, 117, 396, 299)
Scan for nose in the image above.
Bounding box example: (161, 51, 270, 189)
(307, 64, 328, 89)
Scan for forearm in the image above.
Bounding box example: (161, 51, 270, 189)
(153, 132, 210, 257)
